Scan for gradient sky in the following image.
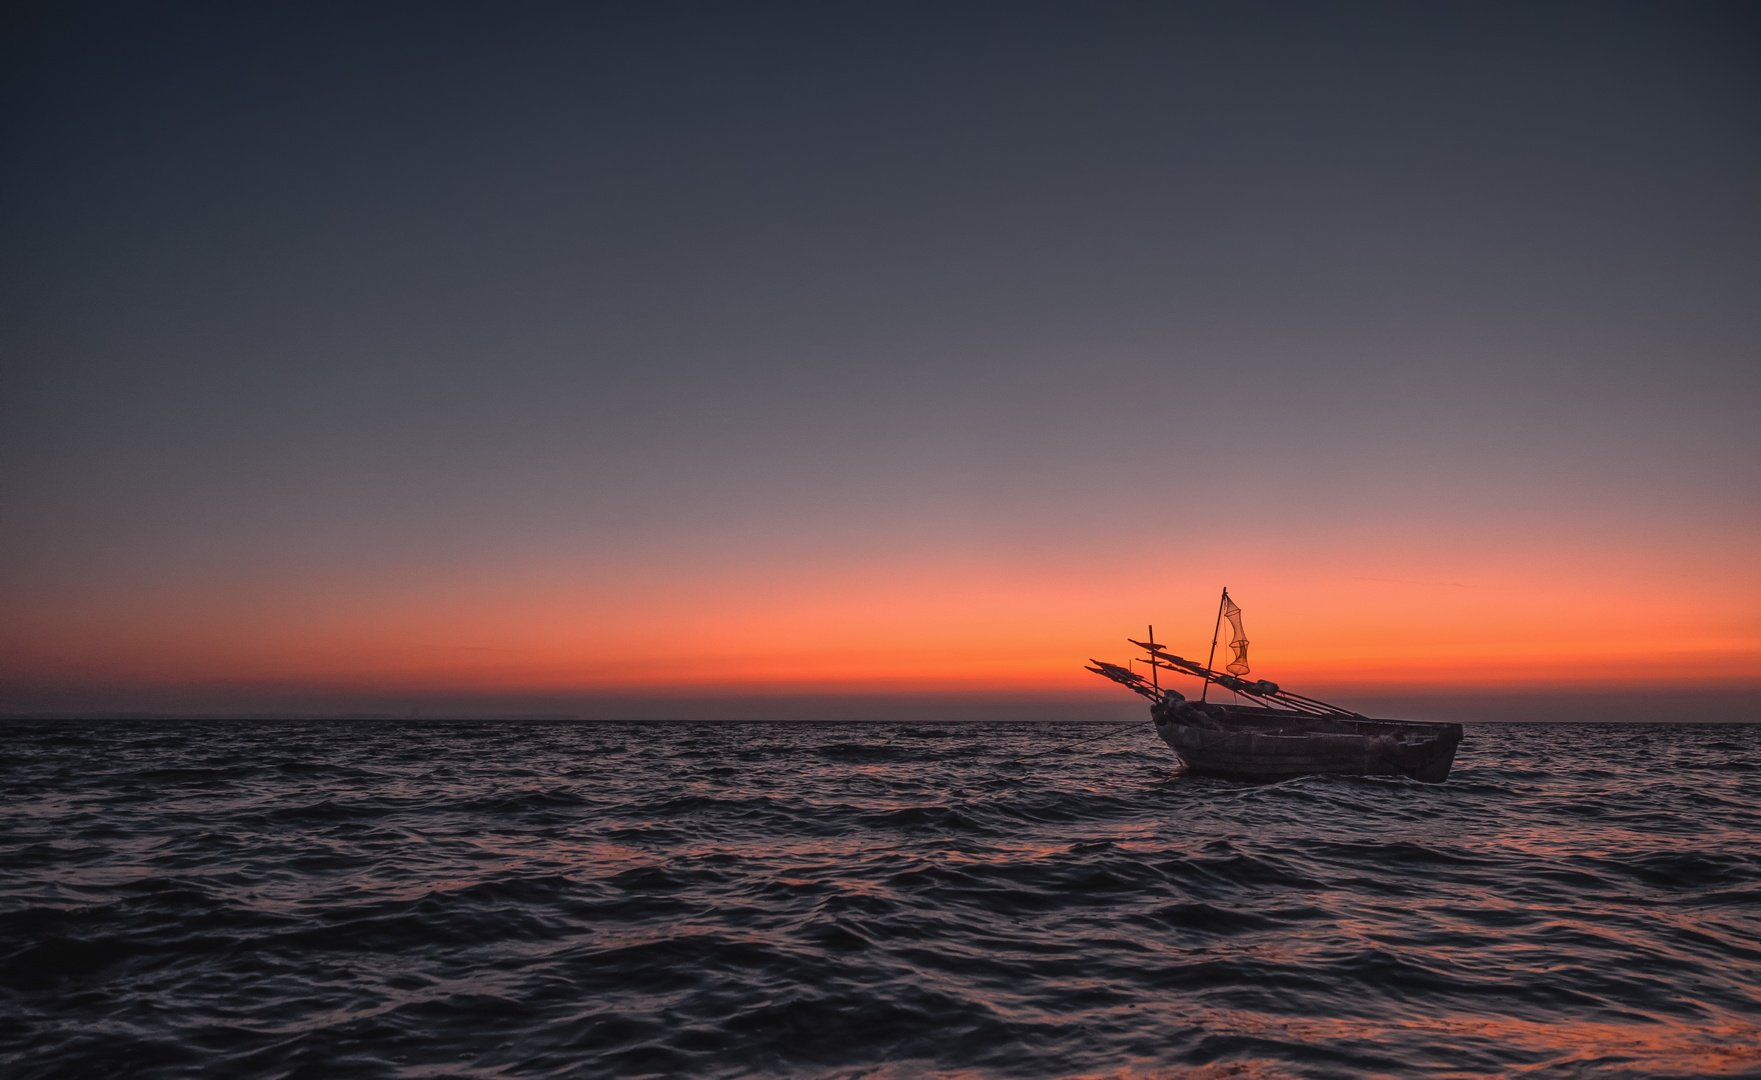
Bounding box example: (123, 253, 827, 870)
(3, 2, 1758, 713)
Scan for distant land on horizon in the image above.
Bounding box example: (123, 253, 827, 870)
(4, 688, 1756, 726)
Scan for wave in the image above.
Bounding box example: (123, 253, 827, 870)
(1, 720, 1757, 1079)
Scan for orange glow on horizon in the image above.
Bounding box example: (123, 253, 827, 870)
(4, 529, 1757, 701)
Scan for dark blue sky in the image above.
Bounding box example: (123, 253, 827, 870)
(3, 2, 1758, 709)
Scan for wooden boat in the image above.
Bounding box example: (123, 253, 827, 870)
(1149, 700, 1462, 783)
(1087, 590, 1463, 783)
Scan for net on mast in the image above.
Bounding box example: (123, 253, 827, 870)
(1221, 591, 1250, 675)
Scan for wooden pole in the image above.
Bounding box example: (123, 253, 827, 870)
(1148, 625, 1158, 693)
(1201, 587, 1226, 704)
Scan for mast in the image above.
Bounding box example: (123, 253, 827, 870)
(1147, 625, 1158, 694)
(1201, 587, 1226, 704)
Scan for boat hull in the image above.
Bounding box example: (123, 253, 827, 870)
(1152, 704, 1462, 783)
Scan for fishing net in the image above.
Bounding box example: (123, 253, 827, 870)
(1221, 592, 1250, 675)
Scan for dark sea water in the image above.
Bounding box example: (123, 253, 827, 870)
(2, 720, 1759, 1080)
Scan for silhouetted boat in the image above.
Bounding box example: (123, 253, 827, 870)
(1087, 590, 1463, 783)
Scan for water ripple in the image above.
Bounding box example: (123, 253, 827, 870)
(1, 719, 1758, 1078)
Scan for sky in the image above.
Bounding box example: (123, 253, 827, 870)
(2, 2, 1758, 716)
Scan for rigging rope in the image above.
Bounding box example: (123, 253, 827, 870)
(1007, 720, 1152, 760)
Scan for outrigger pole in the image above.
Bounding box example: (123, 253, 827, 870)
(1094, 641, 1369, 720)
(1086, 589, 1368, 719)
(1200, 587, 1227, 704)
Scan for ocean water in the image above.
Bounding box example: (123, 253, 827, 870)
(2, 719, 1758, 1080)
